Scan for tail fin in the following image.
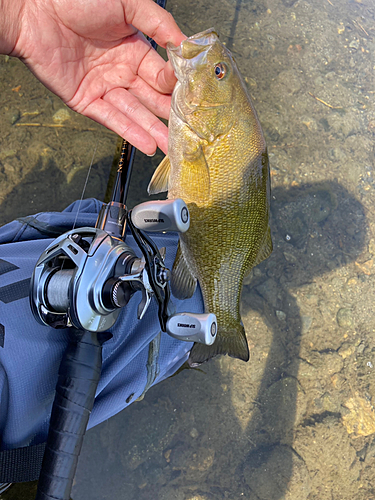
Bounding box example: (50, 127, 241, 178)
(189, 323, 249, 366)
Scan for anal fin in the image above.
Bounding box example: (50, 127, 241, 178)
(171, 242, 197, 300)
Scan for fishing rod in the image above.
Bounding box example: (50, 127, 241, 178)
(28, 3, 217, 499)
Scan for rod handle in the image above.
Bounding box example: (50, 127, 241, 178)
(35, 329, 108, 500)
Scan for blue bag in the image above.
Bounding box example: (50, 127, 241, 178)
(0, 199, 204, 480)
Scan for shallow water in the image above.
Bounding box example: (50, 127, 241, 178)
(1, 0, 375, 498)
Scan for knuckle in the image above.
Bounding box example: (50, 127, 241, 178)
(148, 16, 163, 41)
(119, 123, 132, 140)
(125, 99, 142, 116)
(147, 118, 162, 136)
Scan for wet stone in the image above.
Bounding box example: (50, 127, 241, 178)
(7, 109, 20, 124)
(3, 161, 16, 175)
(52, 107, 71, 123)
(356, 342, 366, 355)
(342, 395, 375, 436)
(349, 39, 360, 50)
(190, 428, 199, 439)
(337, 308, 354, 328)
(321, 352, 344, 376)
(338, 342, 356, 359)
(190, 448, 215, 474)
(301, 316, 312, 334)
(276, 310, 286, 321)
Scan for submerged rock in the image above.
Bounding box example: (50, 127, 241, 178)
(52, 107, 71, 123)
(342, 396, 375, 437)
(336, 308, 353, 328)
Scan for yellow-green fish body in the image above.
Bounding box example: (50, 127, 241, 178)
(148, 29, 272, 364)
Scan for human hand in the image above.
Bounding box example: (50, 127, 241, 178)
(6, 0, 185, 155)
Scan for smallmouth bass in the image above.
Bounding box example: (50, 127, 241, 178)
(148, 29, 272, 365)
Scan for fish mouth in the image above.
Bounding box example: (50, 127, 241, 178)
(168, 28, 230, 123)
(167, 28, 219, 83)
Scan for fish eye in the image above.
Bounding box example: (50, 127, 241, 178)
(214, 62, 227, 80)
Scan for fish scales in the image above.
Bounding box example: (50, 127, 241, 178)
(148, 29, 272, 364)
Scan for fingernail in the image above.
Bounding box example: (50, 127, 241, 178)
(147, 151, 156, 157)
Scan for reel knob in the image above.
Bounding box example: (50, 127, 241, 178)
(166, 313, 217, 345)
(131, 199, 190, 233)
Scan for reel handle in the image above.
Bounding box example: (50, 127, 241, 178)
(166, 313, 217, 345)
(35, 329, 110, 500)
(131, 199, 190, 233)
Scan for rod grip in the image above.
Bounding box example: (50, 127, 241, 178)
(35, 329, 107, 500)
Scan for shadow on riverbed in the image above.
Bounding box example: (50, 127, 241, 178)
(71, 179, 367, 500)
(234, 179, 367, 498)
(0, 156, 112, 227)
(0, 167, 367, 500)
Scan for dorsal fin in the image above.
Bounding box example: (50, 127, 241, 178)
(147, 155, 171, 195)
(171, 242, 197, 299)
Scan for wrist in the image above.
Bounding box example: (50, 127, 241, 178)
(0, 0, 24, 55)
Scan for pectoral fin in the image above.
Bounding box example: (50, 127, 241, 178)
(171, 242, 197, 299)
(181, 146, 210, 203)
(148, 155, 171, 194)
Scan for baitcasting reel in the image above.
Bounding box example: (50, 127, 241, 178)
(30, 198, 217, 345)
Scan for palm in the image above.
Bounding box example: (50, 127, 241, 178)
(14, 0, 185, 154)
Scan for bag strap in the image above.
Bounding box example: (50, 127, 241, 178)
(0, 443, 45, 482)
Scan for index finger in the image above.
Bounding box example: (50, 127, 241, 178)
(124, 0, 186, 48)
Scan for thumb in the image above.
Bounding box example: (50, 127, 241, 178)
(124, 0, 186, 48)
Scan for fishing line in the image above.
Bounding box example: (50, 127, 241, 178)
(58, 146, 97, 274)
(72, 145, 98, 231)
(226, 0, 242, 51)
